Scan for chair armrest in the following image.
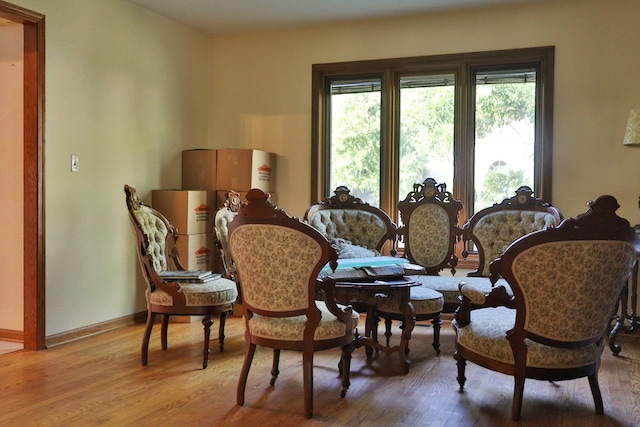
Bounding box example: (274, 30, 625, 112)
(454, 281, 514, 327)
(167, 246, 187, 271)
(316, 277, 355, 325)
(458, 282, 489, 305)
(147, 268, 187, 305)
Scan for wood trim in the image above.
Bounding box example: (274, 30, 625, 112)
(46, 311, 147, 348)
(0, 328, 24, 343)
(0, 0, 46, 350)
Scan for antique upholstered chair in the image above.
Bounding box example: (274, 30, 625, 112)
(304, 186, 398, 258)
(124, 185, 238, 368)
(453, 195, 639, 421)
(396, 178, 464, 276)
(375, 178, 459, 353)
(461, 185, 563, 278)
(229, 189, 359, 419)
(213, 190, 246, 280)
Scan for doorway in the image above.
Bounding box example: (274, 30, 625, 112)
(0, 1, 45, 350)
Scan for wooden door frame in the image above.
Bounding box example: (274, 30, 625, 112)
(0, 1, 45, 350)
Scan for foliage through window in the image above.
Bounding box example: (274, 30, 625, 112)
(311, 47, 554, 226)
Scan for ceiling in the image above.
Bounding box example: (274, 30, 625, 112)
(128, 0, 544, 35)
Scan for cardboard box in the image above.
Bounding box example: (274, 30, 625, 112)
(152, 190, 216, 235)
(182, 149, 217, 191)
(175, 232, 218, 272)
(216, 148, 276, 192)
(216, 190, 278, 209)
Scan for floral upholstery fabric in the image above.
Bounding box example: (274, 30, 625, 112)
(134, 205, 239, 308)
(230, 224, 323, 311)
(473, 210, 559, 276)
(147, 278, 238, 307)
(458, 282, 492, 305)
(407, 204, 451, 268)
(511, 241, 636, 342)
(376, 285, 443, 314)
(456, 307, 602, 368)
(331, 238, 380, 259)
(214, 208, 237, 275)
(249, 301, 360, 341)
(307, 209, 387, 253)
(411, 275, 512, 306)
(133, 209, 169, 273)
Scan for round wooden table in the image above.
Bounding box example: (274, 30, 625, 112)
(334, 277, 418, 374)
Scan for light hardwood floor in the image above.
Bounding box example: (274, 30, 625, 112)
(0, 316, 638, 426)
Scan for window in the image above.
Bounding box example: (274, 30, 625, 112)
(311, 47, 554, 226)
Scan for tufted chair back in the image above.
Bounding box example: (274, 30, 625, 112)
(398, 178, 463, 275)
(305, 186, 398, 258)
(125, 185, 179, 285)
(462, 186, 562, 277)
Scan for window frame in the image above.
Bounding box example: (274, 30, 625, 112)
(311, 46, 554, 226)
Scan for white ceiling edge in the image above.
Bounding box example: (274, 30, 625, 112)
(127, 0, 547, 35)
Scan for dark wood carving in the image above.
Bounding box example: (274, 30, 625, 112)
(398, 178, 463, 275)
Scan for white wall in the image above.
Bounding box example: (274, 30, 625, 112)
(0, 21, 24, 332)
(207, 0, 640, 223)
(13, 0, 209, 336)
(7, 0, 639, 337)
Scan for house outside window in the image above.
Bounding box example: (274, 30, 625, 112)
(311, 47, 554, 229)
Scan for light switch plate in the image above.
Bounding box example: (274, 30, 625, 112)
(71, 155, 79, 172)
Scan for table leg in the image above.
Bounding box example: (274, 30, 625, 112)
(364, 305, 377, 359)
(397, 299, 416, 373)
(630, 261, 639, 332)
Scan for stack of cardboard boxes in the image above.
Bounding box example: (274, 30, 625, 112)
(214, 148, 278, 208)
(151, 189, 217, 271)
(152, 148, 277, 275)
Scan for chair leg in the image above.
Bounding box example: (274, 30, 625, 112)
(270, 349, 281, 386)
(340, 342, 355, 398)
(237, 341, 256, 406)
(141, 311, 156, 366)
(218, 311, 228, 352)
(385, 318, 393, 346)
(453, 351, 466, 389)
(302, 348, 314, 418)
(432, 314, 442, 354)
(201, 313, 213, 369)
(161, 314, 170, 350)
(588, 373, 604, 415)
(511, 374, 525, 421)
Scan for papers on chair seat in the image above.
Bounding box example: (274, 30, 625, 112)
(158, 270, 221, 283)
(401, 263, 426, 272)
